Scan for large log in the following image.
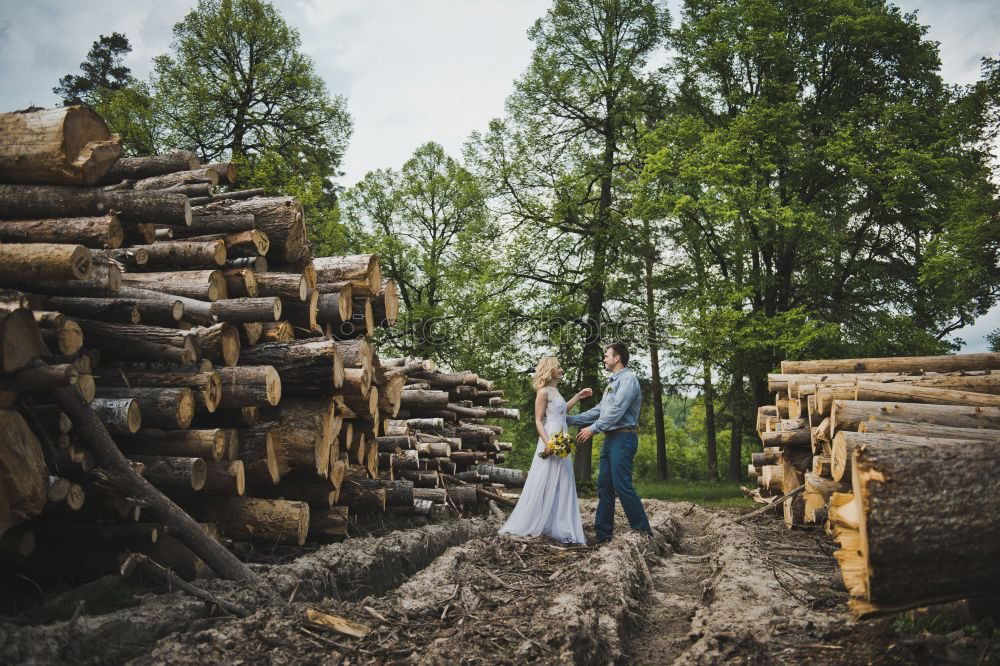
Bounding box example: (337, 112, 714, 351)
(476, 465, 526, 487)
(803, 472, 849, 524)
(216, 366, 282, 408)
(239, 338, 345, 393)
(372, 279, 398, 328)
(782, 353, 1000, 375)
(129, 455, 207, 492)
(0, 213, 122, 248)
(89, 397, 142, 433)
(314, 255, 382, 295)
(282, 289, 319, 333)
(182, 230, 268, 258)
(399, 389, 450, 410)
(182, 212, 255, 235)
(854, 381, 1000, 408)
(133, 167, 219, 191)
(0, 184, 191, 226)
(131, 240, 227, 268)
(219, 197, 308, 263)
(264, 398, 340, 478)
(196, 497, 309, 546)
(117, 428, 227, 461)
(316, 290, 352, 326)
(835, 436, 1000, 616)
(0, 309, 45, 374)
(99, 368, 221, 413)
(0, 243, 91, 281)
(121, 270, 227, 302)
(254, 271, 307, 301)
(100, 150, 199, 183)
(0, 409, 48, 537)
(39, 296, 140, 325)
(211, 297, 282, 323)
(70, 319, 199, 364)
(95, 387, 195, 430)
(858, 420, 1000, 441)
(0, 106, 121, 184)
(830, 400, 1000, 436)
(191, 323, 241, 367)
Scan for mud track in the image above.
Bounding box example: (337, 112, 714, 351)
(2, 501, 995, 664)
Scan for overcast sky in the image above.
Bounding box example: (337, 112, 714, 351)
(0, 0, 997, 350)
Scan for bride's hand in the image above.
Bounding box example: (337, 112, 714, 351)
(575, 388, 593, 400)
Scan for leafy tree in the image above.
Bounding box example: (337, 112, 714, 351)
(635, 0, 1000, 481)
(54, 32, 133, 106)
(471, 0, 671, 484)
(151, 0, 352, 233)
(343, 142, 507, 364)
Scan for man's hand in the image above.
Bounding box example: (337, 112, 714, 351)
(576, 426, 594, 443)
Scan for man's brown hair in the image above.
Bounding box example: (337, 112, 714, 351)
(606, 341, 630, 367)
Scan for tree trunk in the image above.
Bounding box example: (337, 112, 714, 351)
(194, 497, 309, 546)
(266, 398, 339, 478)
(95, 387, 195, 430)
(703, 358, 719, 482)
(855, 381, 1000, 408)
(0, 243, 91, 281)
(133, 167, 219, 191)
(89, 397, 142, 433)
(372, 279, 398, 327)
(313, 255, 382, 295)
(131, 240, 227, 268)
(255, 271, 307, 301)
(0, 184, 191, 226)
(216, 365, 282, 408)
(70, 319, 199, 364)
(98, 369, 221, 413)
(0, 409, 48, 537)
(120, 270, 227, 302)
(858, 420, 1000, 441)
(218, 197, 308, 264)
(129, 455, 206, 492)
(39, 296, 139, 324)
(0, 106, 121, 184)
(239, 338, 345, 393)
(190, 323, 240, 368)
(831, 400, 1000, 436)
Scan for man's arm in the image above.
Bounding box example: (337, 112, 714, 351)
(566, 404, 602, 427)
(591, 376, 639, 434)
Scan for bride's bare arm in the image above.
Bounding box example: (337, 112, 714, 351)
(565, 387, 593, 411)
(535, 389, 549, 441)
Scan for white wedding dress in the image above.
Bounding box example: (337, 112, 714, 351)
(498, 386, 586, 544)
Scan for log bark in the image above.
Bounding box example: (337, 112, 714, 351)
(210, 297, 281, 323)
(196, 460, 245, 496)
(71, 319, 199, 364)
(0, 106, 121, 184)
(121, 270, 227, 302)
(99, 368, 221, 413)
(95, 387, 195, 430)
(831, 400, 1000, 436)
(0, 409, 48, 537)
(40, 296, 139, 324)
(191, 323, 240, 367)
(0, 243, 91, 281)
(476, 465, 526, 487)
(89, 397, 142, 433)
(782, 353, 1000, 375)
(255, 271, 307, 301)
(129, 455, 207, 492)
(0, 213, 122, 248)
(237, 428, 280, 486)
(202, 162, 237, 186)
(182, 230, 268, 258)
(117, 429, 226, 461)
(858, 420, 1000, 442)
(316, 290, 352, 326)
(216, 365, 282, 408)
(372, 279, 398, 328)
(803, 472, 849, 524)
(837, 436, 1000, 615)
(0, 309, 45, 373)
(265, 398, 339, 478)
(855, 381, 1000, 408)
(131, 240, 226, 268)
(283, 289, 319, 333)
(239, 338, 345, 393)
(133, 167, 219, 191)
(218, 197, 308, 263)
(400, 390, 450, 410)
(0, 184, 191, 226)
(314, 255, 382, 295)
(182, 211, 254, 235)
(221, 267, 257, 298)
(100, 150, 199, 183)
(196, 497, 309, 546)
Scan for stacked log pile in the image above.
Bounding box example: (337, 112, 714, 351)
(0, 106, 522, 582)
(752, 351, 1000, 617)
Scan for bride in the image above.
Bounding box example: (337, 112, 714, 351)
(499, 356, 589, 544)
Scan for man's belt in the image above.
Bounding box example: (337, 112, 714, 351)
(606, 426, 637, 435)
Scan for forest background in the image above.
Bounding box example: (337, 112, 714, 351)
(8, 0, 1000, 487)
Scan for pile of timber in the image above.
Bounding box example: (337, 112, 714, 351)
(0, 106, 523, 582)
(751, 351, 1000, 617)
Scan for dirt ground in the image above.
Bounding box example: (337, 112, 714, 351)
(2, 500, 997, 665)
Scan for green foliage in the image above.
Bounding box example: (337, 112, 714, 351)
(88, 82, 160, 156)
(989, 328, 1000, 353)
(54, 32, 133, 106)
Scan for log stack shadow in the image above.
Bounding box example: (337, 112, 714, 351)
(750, 351, 1000, 618)
(0, 106, 524, 586)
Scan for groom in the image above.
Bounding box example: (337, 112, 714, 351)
(567, 342, 652, 544)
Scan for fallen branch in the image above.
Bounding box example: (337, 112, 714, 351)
(121, 553, 249, 617)
(476, 486, 516, 508)
(734, 485, 805, 524)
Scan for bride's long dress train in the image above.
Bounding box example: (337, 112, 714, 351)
(498, 386, 586, 544)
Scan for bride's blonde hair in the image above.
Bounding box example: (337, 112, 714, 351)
(532, 356, 560, 391)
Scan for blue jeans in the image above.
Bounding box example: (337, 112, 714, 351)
(596, 431, 651, 540)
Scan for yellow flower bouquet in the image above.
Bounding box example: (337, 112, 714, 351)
(539, 431, 575, 459)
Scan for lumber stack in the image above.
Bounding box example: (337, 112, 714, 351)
(0, 108, 524, 583)
(755, 352, 1000, 617)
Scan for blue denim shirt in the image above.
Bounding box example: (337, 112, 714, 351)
(566, 368, 641, 434)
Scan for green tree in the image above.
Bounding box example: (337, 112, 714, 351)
(54, 32, 133, 106)
(151, 0, 352, 233)
(636, 0, 1000, 481)
(343, 142, 505, 363)
(471, 0, 671, 484)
